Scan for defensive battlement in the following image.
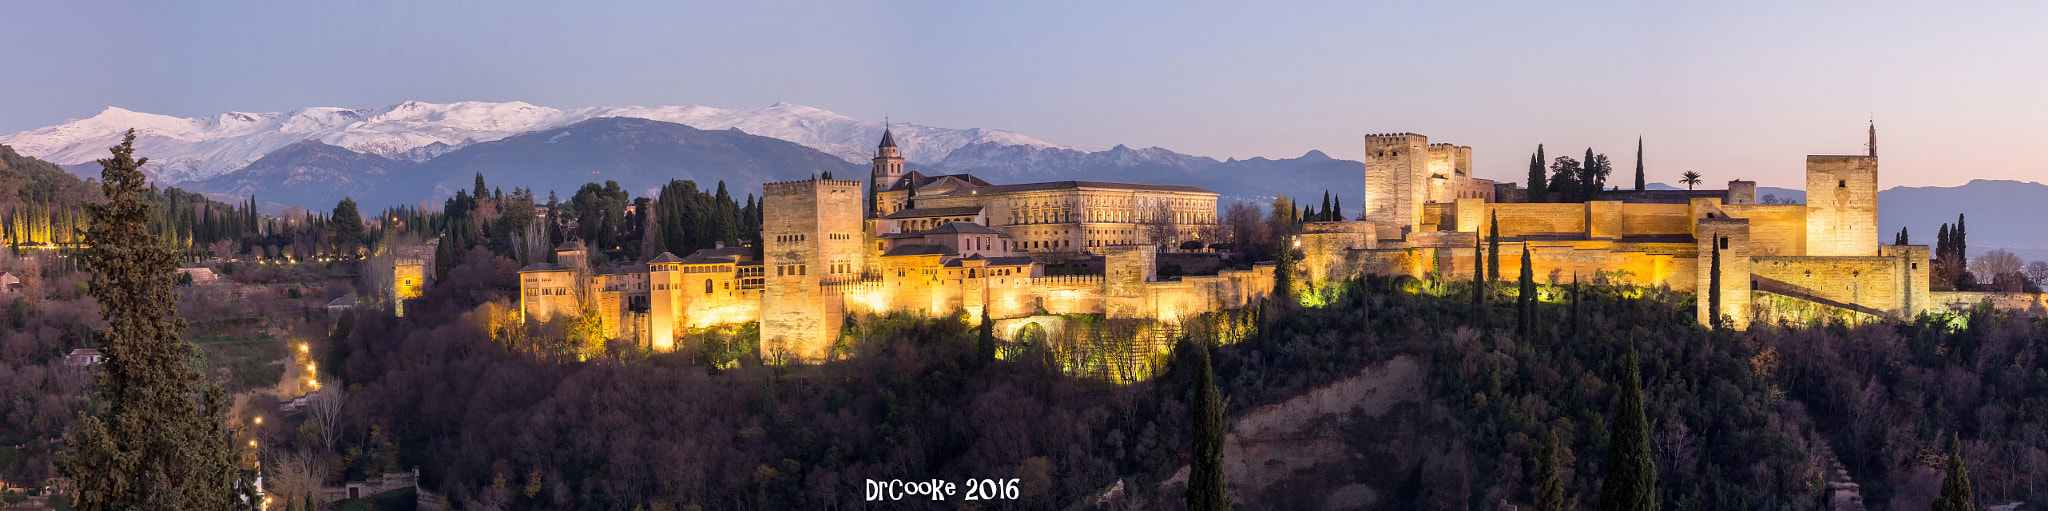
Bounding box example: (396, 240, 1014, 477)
(1028, 275, 1106, 286)
(762, 179, 865, 195)
(1363, 132, 1422, 139)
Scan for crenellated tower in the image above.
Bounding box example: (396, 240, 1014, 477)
(1363, 133, 1431, 239)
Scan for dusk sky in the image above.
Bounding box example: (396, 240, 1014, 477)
(4, 1, 2044, 190)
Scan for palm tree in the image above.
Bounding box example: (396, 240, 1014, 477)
(1679, 171, 1703, 190)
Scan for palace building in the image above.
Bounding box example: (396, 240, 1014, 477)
(520, 128, 1272, 362)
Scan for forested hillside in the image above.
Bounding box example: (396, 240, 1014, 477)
(313, 245, 2048, 509)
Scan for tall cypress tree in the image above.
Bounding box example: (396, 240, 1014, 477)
(977, 306, 997, 366)
(1535, 429, 1567, 511)
(1569, 274, 1581, 336)
(1527, 146, 1548, 203)
(1597, 343, 1658, 511)
(1634, 137, 1645, 191)
(1320, 191, 1331, 222)
(1488, 211, 1502, 283)
(1185, 340, 1231, 511)
(1933, 434, 1974, 511)
(1518, 245, 1536, 336)
(1955, 214, 1967, 261)
(1709, 240, 1723, 328)
(1473, 233, 1486, 307)
(1332, 196, 1343, 222)
(60, 130, 255, 510)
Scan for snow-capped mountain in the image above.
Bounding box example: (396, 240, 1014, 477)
(0, 101, 1077, 185)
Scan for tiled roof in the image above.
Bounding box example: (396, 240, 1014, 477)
(922, 221, 1006, 236)
(647, 252, 685, 264)
(963, 180, 1215, 195)
(884, 171, 995, 192)
(883, 206, 985, 219)
(518, 262, 566, 272)
(983, 256, 1038, 266)
(882, 244, 954, 257)
(682, 247, 754, 262)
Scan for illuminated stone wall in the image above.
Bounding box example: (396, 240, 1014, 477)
(1804, 155, 1880, 256)
(518, 268, 581, 323)
(1719, 204, 1808, 256)
(1696, 218, 1753, 329)
(1363, 133, 1431, 239)
(759, 179, 866, 362)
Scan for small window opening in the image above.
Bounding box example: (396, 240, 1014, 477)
(1838, 180, 1846, 188)
(1719, 237, 1729, 250)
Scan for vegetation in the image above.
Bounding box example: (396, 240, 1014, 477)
(59, 131, 253, 509)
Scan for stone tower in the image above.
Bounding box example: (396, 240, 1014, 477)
(1363, 133, 1431, 239)
(759, 178, 866, 362)
(1697, 217, 1752, 330)
(871, 128, 904, 218)
(1805, 153, 1879, 256)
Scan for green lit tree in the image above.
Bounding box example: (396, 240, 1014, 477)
(59, 130, 257, 510)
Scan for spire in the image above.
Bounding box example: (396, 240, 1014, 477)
(1867, 119, 1877, 157)
(878, 127, 898, 150)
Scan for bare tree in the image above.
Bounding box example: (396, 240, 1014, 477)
(1972, 249, 2026, 291)
(2026, 260, 2048, 287)
(1140, 200, 1177, 250)
(306, 381, 344, 450)
(264, 449, 331, 507)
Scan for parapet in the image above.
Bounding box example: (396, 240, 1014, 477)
(762, 178, 866, 195)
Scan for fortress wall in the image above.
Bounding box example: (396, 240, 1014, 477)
(1619, 204, 1692, 237)
(1881, 245, 1932, 316)
(1719, 205, 1808, 256)
(1587, 201, 1625, 239)
(1019, 276, 1106, 315)
(1928, 292, 2048, 317)
(1484, 203, 1588, 237)
(1454, 198, 1485, 233)
(1751, 256, 1907, 317)
(1421, 203, 1450, 231)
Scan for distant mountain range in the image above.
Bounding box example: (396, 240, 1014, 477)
(6, 101, 2044, 261)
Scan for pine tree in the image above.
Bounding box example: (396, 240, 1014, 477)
(1634, 137, 1645, 191)
(330, 197, 365, 257)
(1528, 146, 1547, 203)
(1597, 342, 1658, 511)
(473, 172, 489, 200)
(1185, 340, 1231, 511)
(1535, 429, 1567, 511)
(1932, 434, 1974, 511)
(1488, 211, 1502, 283)
(1709, 240, 1723, 328)
(59, 130, 256, 510)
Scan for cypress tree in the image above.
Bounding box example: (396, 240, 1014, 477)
(977, 306, 997, 366)
(1895, 226, 1909, 246)
(1597, 342, 1658, 511)
(1634, 137, 1645, 191)
(1709, 240, 1723, 328)
(60, 130, 256, 509)
(1569, 274, 1581, 336)
(1936, 224, 1951, 261)
(1332, 196, 1343, 222)
(1527, 146, 1548, 203)
(1535, 429, 1567, 511)
(1955, 214, 1967, 261)
(1518, 244, 1536, 336)
(1932, 434, 1974, 511)
(1488, 211, 1502, 283)
(1185, 340, 1231, 511)
(1321, 191, 1331, 222)
(1473, 233, 1486, 307)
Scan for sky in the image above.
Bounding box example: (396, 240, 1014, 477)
(3, 0, 2045, 190)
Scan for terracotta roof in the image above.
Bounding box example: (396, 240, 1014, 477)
(878, 233, 924, 239)
(681, 247, 754, 262)
(884, 171, 995, 192)
(883, 206, 985, 219)
(964, 180, 1215, 195)
(882, 244, 954, 257)
(922, 221, 1007, 236)
(647, 252, 685, 264)
(518, 262, 567, 272)
(983, 256, 1038, 266)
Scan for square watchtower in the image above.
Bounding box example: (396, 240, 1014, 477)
(758, 178, 866, 362)
(1804, 155, 1879, 256)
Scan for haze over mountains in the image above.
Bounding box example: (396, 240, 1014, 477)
(3, 100, 2043, 259)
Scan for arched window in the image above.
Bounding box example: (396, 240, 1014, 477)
(704, 279, 714, 294)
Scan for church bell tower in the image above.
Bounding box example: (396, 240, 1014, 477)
(870, 127, 904, 218)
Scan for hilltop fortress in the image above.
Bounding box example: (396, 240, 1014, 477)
(518, 124, 1932, 362)
(520, 129, 1273, 362)
(1321, 125, 1926, 329)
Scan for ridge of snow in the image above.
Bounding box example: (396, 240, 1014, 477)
(0, 101, 1085, 185)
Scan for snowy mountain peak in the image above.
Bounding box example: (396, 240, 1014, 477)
(0, 100, 1081, 185)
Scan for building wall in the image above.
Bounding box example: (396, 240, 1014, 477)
(759, 179, 865, 362)
(1483, 203, 1589, 237)
(1805, 155, 1880, 256)
(519, 269, 581, 323)
(1619, 204, 1693, 237)
(1751, 256, 1909, 318)
(1718, 205, 1808, 256)
(1364, 134, 1430, 239)
(1697, 218, 1753, 329)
